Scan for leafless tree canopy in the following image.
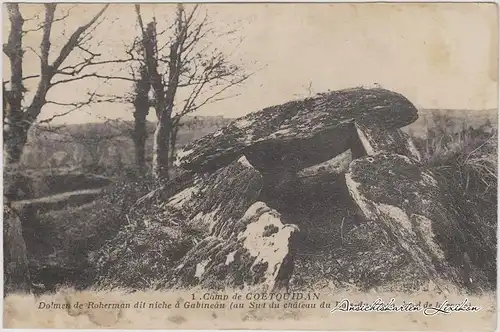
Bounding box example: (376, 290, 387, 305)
(3, 4, 112, 165)
(131, 4, 251, 179)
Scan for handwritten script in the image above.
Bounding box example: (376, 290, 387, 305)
(330, 298, 481, 316)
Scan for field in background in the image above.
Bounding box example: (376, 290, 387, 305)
(405, 108, 497, 137)
(17, 115, 232, 177)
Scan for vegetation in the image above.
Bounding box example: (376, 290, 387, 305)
(3, 3, 250, 292)
(91, 222, 194, 290)
(417, 113, 497, 289)
(23, 173, 160, 292)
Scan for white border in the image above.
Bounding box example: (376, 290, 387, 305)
(1, 1, 499, 332)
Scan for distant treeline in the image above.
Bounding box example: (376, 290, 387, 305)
(406, 109, 497, 138)
(20, 115, 232, 175)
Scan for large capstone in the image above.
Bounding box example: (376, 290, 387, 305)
(175, 88, 419, 174)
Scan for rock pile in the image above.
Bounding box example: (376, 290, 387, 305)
(95, 87, 492, 293)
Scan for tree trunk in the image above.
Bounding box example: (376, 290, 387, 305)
(3, 101, 31, 295)
(169, 123, 180, 168)
(3, 4, 27, 167)
(4, 202, 31, 294)
(3, 7, 32, 293)
(3, 87, 36, 168)
(3, 123, 29, 166)
(138, 20, 170, 180)
(135, 8, 185, 180)
(133, 123, 147, 170)
(152, 118, 170, 180)
(132, 64, 150, 172)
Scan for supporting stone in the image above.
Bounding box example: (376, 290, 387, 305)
(345, 153, 472, 293)
(166, 202, 300, 291)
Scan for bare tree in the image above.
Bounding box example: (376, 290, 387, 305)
(2, 3, 113, 294)
(3, 4, 112, 167)
(134, 4, 251, 180)
(90, 30, 156, 172)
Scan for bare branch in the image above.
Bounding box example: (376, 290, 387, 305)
(58, 56, 136, 77)
(134, 4, 146, 35)
(37, 108, 79, 125)
(51, 73, 136, 86)
(50, 4, 109, 71)
(21, 4, 75, 36)
(183, 72, 251, 116)
(18, 4, 109, 127)
(191, 75, 249, 111)
(3, 75, 40, 85)
(85, 92, 138, 107)
(25, 46, 42, 61)
(37, 74, 119, 126)
(40, 4, 57, 75)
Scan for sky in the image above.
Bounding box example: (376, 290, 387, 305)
(3, 3, 499, 124)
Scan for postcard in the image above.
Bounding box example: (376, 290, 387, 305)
(2, 2, 498, 330)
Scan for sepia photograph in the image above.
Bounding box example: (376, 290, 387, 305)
(2, 2, 498, 330)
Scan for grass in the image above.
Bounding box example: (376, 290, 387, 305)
(90, 221, 194, 290)
(21, 173, 161, 292)
(416, 118, 497, 290)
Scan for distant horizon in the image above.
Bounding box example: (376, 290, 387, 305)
(32, 97, 500, 125)
(32, 105, 498, 127)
